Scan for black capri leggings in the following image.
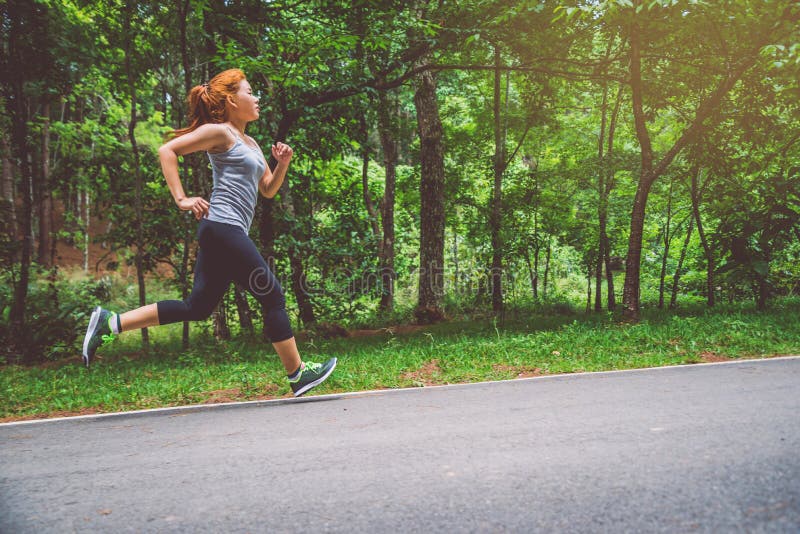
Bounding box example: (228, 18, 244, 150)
(157, 218, 294, 343)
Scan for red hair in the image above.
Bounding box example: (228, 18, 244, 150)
(169, 68, 246, 138)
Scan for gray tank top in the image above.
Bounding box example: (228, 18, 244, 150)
(206, 126, 267, 233)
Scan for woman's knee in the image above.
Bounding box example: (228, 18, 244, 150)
(246, 265, 284, 298)
(246, 269, 287, 309)
(184, 298, 217, 321)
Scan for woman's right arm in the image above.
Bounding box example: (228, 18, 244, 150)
(158, 124, 229, 220)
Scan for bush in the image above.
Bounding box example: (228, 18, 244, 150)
(0, 267, 90, 363)
(0, 268, 175, 364)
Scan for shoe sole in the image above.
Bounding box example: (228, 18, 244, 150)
(82, 306, 101, 366)
(293, 358, 338, 397)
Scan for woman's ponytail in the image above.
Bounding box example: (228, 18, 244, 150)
(167, 69, 246, 139)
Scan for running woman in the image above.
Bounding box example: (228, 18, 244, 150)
(82, 68, 336, 397)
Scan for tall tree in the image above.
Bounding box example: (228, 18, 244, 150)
(413, 65, 446, 321)
(375, 90, 398, 312)
(37, 101, 53, 266)
(1, 0, 61, 355)
(669, 210, 693, 309)
(489, 45, 505, 314)
(121, 1, 150, 348)
(595, 41, 624, 312)
(617, 0, 799, 320)
(690, 166, 715, 307)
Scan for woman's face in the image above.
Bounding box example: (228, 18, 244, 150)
(231, 79, 260, 121)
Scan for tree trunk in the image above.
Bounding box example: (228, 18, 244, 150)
(543, 238, 551, 299)
(213, 296, 230, 340)
(604, 245, 615, 311)
(38, 100, 53, 266)
(82, 188, 89, 272)
(451, 229, 459, 297)
(658, 177, 675, 309)
(7, 10, 34, 345)
(622, 178, 653, 318)
(359, 111, 389, 307)
(595, 41, 612, 312)
(178, 0, 192, 349)
(123, 5, 149, 348)
(490, 46, 505, 314)
(376, 91, 397, 313)
(604, 84, 623, 312)
(1, 136, 16, 243)
(273, 111, 316, 326)
(670, 215, 694, 309)
(9, 111, 33, 338)
(533, 239, 540, 300)
(233, 282, 254, 334)
(359, 114, 380, 241)
(287, 244, 314, 325)
(756, 274, 768, 311)
(180, 183, 191, 349)
(595, 219, 605, 311)
(691, 168, 715, 307)
(524, 245, 536, 300)
(413, 65, 446, 322)
(622, 23, 655, 320)
(528, 159, 540, 301)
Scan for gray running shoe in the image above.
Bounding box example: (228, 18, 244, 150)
(82, 306, 116, 367)
(289, 358, 337, 397)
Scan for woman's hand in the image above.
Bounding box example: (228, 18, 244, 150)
(272, 142, 293, 164)
(177, 196, 210, 220)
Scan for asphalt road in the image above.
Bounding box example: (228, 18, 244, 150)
(1, 357, 799, 533)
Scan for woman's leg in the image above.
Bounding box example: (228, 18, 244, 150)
(82, 221, 230, 366)
(222, 228, 337, 393)
(119, 303, 159, 331)
(224, 234, 299, 373)
(155, 223, 231, 327)
(117, 245, 230, 331)
(272, 337, 302, 375)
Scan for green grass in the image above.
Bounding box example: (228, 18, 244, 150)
(3, 299, 800, 421)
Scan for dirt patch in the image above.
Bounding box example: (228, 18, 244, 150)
(400, 359, 442, 386)
(492, 364, 546, 378)
(43, 199, 177, 278)
(698, 351, 730, 363)
(200, 382, 284, 404)
(202, 388, 243, 404)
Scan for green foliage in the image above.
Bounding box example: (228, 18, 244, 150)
(0, 269, 98, 364)
(2, 0, 799, 363)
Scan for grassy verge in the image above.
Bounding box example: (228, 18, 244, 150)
(2, 299, 800, 421)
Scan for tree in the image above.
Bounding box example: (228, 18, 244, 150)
(413, 64, 446, 321)
(601, 0, 800, 320)
(1, 0, 81, 359)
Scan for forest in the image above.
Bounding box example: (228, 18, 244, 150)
(2, 0, 800, 367)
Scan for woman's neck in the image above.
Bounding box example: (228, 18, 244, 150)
(226, 119, 247, 136)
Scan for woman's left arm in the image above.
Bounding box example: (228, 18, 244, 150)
(259, 142, 294, 198)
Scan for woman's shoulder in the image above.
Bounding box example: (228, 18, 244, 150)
(201, 123, 237, 154)
(195, 122, 233, 136)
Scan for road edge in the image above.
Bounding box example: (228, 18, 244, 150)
(2, 354, 799, 428)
